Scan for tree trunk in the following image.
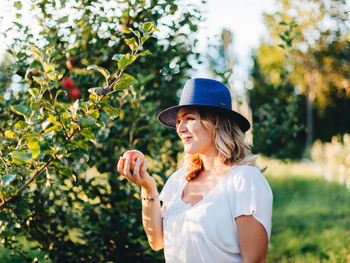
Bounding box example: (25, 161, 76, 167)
(304, 71, 316, 157)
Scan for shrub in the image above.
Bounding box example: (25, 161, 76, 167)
(311, 134, 350, 188)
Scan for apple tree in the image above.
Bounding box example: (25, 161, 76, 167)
(0, 0, 203, 262)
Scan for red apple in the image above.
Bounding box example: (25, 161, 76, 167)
(62, 77, 74, 90)
(123, 150, 145, 173)
(68, 86, 81, 100)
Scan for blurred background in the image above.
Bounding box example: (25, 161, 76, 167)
(0, 0, 349, 262)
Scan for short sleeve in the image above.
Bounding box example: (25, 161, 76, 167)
(231, 165, 273, 239)
(159, 167, 185, 206)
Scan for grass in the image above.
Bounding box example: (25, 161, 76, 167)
(262, 157, 350, 263)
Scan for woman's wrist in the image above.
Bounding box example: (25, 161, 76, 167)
(141, 180, 158, 200)
(140, 175, 156, 191)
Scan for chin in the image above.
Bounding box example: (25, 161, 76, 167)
(184, 146, 199, 155)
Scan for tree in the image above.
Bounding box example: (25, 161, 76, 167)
(250, 0, 350, 157)
(248, 22, 305, 159)
(0, 0, 204, 262)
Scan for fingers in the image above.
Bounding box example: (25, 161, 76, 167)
(117, 154, 148, 186)
(133, 157, 142, 176)
(141, 158, 148, 174)
(117, 157, 124, 174)
(123, 156, 132, 178)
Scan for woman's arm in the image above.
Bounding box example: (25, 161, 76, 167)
(117, 155, 164, 250)
(140, 182, 164, 250)
(235, 215, 268, 263)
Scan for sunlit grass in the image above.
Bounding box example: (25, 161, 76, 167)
(263, 156, 350, 262)
(257, 156, 319, 178)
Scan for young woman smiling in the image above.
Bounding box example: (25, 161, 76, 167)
(118, 78, 273, 263)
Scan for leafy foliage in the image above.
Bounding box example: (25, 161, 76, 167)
(249, 22, 305, 159)
(0, 0, 203, 261)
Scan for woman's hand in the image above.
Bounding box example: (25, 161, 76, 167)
(117, 150, 155, 190)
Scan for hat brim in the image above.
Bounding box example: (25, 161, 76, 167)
(157, 104, 250, 132)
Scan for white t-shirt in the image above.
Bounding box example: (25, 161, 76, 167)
(159, 165, 273, 263)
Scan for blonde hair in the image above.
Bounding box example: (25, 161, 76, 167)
(184, 107, 260, 181)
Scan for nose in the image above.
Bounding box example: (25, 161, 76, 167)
(176, 120, 187, 134)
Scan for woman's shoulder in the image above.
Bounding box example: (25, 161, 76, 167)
(159, 167, 185, 203)
(230, 164, 262, 177)
(164, 166, 186, 185)
(228, 164, 269, 189)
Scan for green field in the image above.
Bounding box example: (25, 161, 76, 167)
(263, 159, 350, 263)
(1, 159, 350, 262)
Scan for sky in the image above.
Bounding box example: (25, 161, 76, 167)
(0, 0, 276, 92)
(194, 0, 276, 92)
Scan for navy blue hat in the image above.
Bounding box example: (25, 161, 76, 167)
(157, 78, 250, 132)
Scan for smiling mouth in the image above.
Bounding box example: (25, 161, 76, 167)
(182, 137, 192, 143)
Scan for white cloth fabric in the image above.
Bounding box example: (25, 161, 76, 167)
(159, 165, 273, 263)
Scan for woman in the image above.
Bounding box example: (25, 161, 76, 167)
(117, 78, 273, 263)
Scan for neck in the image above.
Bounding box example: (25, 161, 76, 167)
(200, 155, 216, 171)
(199, 146, 219, 171)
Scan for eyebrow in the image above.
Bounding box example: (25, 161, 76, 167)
(176, 111, 195, 121)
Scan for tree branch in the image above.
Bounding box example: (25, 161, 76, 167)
(0, 156, 54, 210)
(54, 104, 70, 139)
(0, 154, 9, 168)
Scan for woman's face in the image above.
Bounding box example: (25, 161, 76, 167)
(176, 108, 216, 155)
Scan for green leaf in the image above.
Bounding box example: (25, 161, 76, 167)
(87, 65, 110, 83)
(103, 105, 120, 120)
(279, 33, 287, 42)
(12, 151, 31, 164)
(76, 141, 89, 151)
(279, 21, 288, 26)
(14, 1, 22, 10)
(39, 141, 51, 154)
(27, 141, 40, 159)
(1, 174, 17, 186)
(58, 167, 72, 177)
(78, 116, 96, 128)
(140, 22, 154, 33)
(11, 104, 30, 122)
(44, 63, 55, 73)
(112, 54, 124, 61)
(141, 36, 150, 44)
(58, 16, 68, 24)
(139, 50, 152, 56)
(124, 37, 138, 51)
(123, 27, 132, 33)
(88, 87, 104, 96)
(81, 128, 95, 140)
(32, 76, 46, 85)
(113, 73, 135, 91)
(14, 206, 31, 218)
(28, 88, 40, 98)
(117, 53, 136, 70)
(5, 131, 16, 139)
(30, 101, 44, 111)
(15, 121, 28, 129)
(23, 133, 41, 141)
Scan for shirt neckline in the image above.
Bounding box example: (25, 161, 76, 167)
(179, 165, 237, 208)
